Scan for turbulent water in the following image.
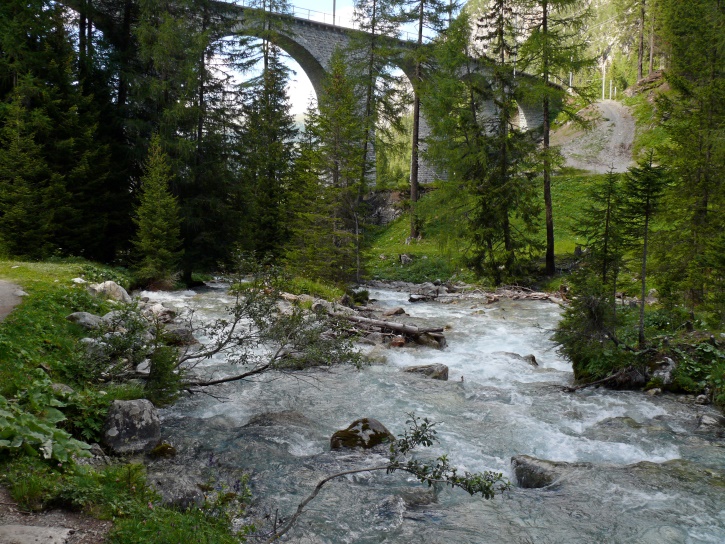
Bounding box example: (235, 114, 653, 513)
(145, 285, 725, 543)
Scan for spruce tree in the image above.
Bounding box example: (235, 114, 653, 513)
(132, 135, 182, 286)
(286, 49, 366, 283)
(518, 0, 594, 276)
(236, 45, 298, 259)
(423, 11, 540, 284)
(622, 153, 668, 347)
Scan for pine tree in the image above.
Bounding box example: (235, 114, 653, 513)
(236, 46, 298, 259)
(622, 152, 668, 347)
(519, 0, 594, 276)
(132, 135, 182, 286)
(423, 11, 540, 284)
(0, 85, 53, 258)
(350, 0, 407, 187)
(397, 0, 459, 238)
(650, 0, 724, 313)
(136, 0, 242, 281)
(286, 49, 366, 283)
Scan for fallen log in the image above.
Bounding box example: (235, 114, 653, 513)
(334, 313, 444, 337)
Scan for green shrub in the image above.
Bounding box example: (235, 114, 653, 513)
(0, 376, 90, 462)
(145, 346, 181, 407)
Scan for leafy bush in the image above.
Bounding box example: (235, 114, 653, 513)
(0, 377, 90, 462)
(80, 264, 133, 290)
(145, 346, 181, 406)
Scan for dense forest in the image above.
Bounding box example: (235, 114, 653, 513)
(0, 0, 724, 539)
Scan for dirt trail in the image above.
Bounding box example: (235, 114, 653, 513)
(552, 99, 636, 174)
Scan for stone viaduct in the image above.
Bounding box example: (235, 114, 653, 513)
(64, 0, 545, 185)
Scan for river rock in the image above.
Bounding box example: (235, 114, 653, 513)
(496, 352, 538, 366)
(244, 410, 313, 428)
(330, 418, 395, 450)
(88, 280, 132, 303)
(147, 467, 205, 510)
(163, 325, 197, 346)
(66, 311, 103, 329)
(143, 303, 176, 323)
(102, 399, 160, 455)
(0, 525, 73, 544)
(382, 307, 406, 317)
(696, 414, 725, 434)
(403, 364, 449, 380)
(389, 335, 406, 347)
(652, 357, 676, 386)
(415, 332, 446, 349)
(511, 455, 567, 488)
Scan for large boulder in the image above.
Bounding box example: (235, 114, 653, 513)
(66, 311, 103, 330)
(330, 418, 395, 450)
(403, 364, 449, 380)
(651, 357, 676, 386)
(511, 455, 593, 489)
(102, 399, 160, 455)
(88, 280, 132, 303)
(142, 303, 177, 323)
(147, 467, 205, 510)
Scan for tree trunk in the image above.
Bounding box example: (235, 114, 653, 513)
(638, 0, 646, 80)
(409, 0, 424, 239)
(639, 203, 649, 348)
(542, 0, 555, 276)
(648, 6, 655, 74)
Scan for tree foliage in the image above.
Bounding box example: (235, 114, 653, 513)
(132, 134, 183, 286)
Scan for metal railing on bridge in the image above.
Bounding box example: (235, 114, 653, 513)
(229, 0, 421, 41)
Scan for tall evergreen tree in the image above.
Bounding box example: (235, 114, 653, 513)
(423, 11, 540, 284)
(133, 134, 182, 285)
(653, 0, 725, 311)
(236, 46, 298, 258)
(136, 0, 242, 281)
(518, 0, 593, 276)
(623, 153, 668, 347)
(397, 0, 460, 238)
(286, 49, 366, 283)
(351, 0, 406, 187)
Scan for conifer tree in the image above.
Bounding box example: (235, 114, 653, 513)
(653, 0, 725, 311)
(132, 135, 182, 286)
(0, 86, 53, 258)
(519, 0, 594, 276)
(423, 11, 540, 284)
(236, 46, 298, 259)
(622, 153, 667, 347)
(397, 0, 459, 238)
(286, 49, 366, 283)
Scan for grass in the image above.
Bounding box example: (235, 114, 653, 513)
(0, 456, 247, 543)
(622, 88, 670, 159)
(0, 259, 248, 541)
(364, 172, 603, 285)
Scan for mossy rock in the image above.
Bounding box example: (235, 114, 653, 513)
(330, 418, 395, 450)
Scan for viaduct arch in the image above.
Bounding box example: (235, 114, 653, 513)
(62, 0, 547, 184)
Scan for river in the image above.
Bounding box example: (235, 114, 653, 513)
(144, 285, 725, 543)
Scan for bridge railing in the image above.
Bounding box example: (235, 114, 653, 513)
(229, 0, 420, 41)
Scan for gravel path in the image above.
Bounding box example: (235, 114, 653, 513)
(553, 99, 636, 174)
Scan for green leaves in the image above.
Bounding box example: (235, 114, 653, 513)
(0, 379, 91, 462)
(387, 414, 511, 499)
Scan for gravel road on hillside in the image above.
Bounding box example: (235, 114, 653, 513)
(554, 99, 636, 174)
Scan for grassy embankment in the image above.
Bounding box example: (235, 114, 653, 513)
(364, 171, 601, 288)
(0, 260, 246, 543)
